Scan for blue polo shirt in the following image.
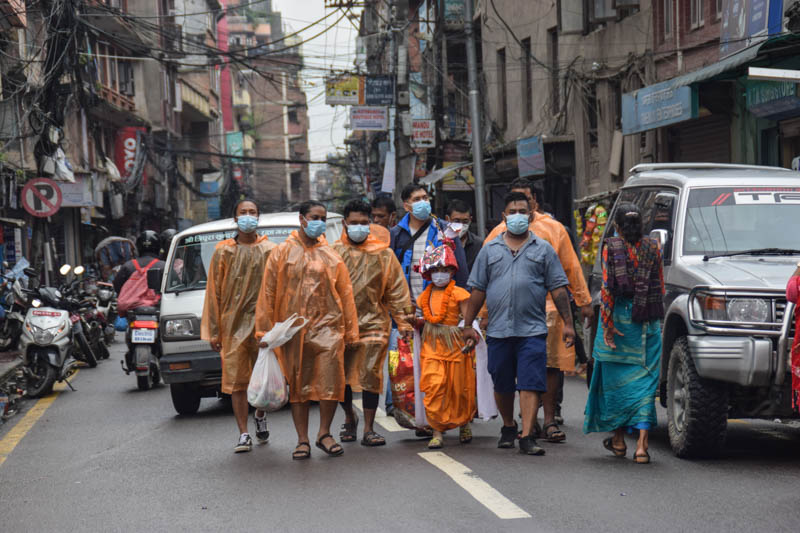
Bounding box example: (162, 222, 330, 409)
(468, 232, 568, 339)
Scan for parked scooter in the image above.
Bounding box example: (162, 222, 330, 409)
(96, 282, 116, 345)
(0, 261, 36, 351)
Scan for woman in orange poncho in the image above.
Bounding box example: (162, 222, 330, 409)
(201, 199, 276, 453)
(333, 200, 412, 447)
(416, 240, 476, 449)
(255, 201, 359, 460)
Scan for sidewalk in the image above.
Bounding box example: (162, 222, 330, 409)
(0, 351, 22, 385)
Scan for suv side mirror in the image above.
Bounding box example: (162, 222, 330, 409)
(650, 229, 668, 250)
(147, 267, 164, 294)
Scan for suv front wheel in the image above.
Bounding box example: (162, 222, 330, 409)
(667, 336, 728, 458)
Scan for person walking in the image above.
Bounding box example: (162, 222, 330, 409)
(255, 201, 359, 460)
(371, 195, 398, 229)
(415, 241, 476, 449)
(201, 200, 276, 453)
(333, 200, 413, 447)
(445, 199, 481, 273)
(584, 203, 664, 464)
(463, 192, 575, 456)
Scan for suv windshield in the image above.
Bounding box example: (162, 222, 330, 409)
(683, 187, 800, 257)
(165, 227, 295, 293)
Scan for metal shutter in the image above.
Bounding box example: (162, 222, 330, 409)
(671, 115, 731, 163)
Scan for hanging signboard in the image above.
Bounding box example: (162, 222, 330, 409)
(621, 83, 698, 135)
(21, 178, 62, 218)
(115, 127, 146, 184)
(720, 0, 783, 58)
(411, 119, 436, 148)
(444, 0, 465, 24)
(350, 106, 388, 131)
(441, 162, 474, 191)
(365, 75, 394, 106)
(226, 131, 244, 163)
(60, 175, 93, 207)
(517, 136, 546, 177)
(326, 75, 364, 106)
(746, 81, 800, 119)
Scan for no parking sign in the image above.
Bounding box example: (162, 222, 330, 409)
(21, 178, 62, 218)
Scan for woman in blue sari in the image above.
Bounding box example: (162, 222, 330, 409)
(584, 203, 664, 464)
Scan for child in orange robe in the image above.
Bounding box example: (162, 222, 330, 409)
(415, 241, 476, 449)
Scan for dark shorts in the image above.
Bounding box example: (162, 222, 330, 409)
(486, 335, 548, 393)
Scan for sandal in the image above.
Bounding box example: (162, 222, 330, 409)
(415, 427, 434, 438)
(544, 422, 566, 443)
(292, 442, 311, 460)
(634, 450, 651, 464)
(315, 434, 344, 457)
(361, 431, 386, 447)
(603, 437, 627, 458)
(339, 412, 359, 443)
(459, 425, 473, 444)
(427, 437, 443, 449)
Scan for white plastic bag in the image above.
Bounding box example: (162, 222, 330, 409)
(247, 314, 308, 411)
(459, 319, 498, 421)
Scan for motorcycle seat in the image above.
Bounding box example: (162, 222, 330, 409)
(133, 306, 159, 315)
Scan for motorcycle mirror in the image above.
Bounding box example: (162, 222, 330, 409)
(23, 267, 38, 278)
(59, 264, 71, 276)
(74, 265, 85, 276)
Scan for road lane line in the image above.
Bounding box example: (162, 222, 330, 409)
(418, 451, 531, 520)
(352, 398, 405, 432)
(0, 372, 77, 467)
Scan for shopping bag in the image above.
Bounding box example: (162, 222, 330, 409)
(388, 336, 417, 429)
(247, 314, 308, 411)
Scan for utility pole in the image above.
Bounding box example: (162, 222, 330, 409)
(464, 0, 487, 238)
(391, 0, 413, 202)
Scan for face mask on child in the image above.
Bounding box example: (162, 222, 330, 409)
(431, 272, 452, 287)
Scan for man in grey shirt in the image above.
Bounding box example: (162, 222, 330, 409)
(463, 192, 575, 456)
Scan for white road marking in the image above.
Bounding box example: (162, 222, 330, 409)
(418, 451, 532, 520)
(351, 398, 405, 432)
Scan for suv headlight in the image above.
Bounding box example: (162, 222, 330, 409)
(727, 298, 769, 323)
(164, 318, 196, 338)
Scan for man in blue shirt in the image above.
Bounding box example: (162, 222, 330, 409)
(463, 192, 575, 456)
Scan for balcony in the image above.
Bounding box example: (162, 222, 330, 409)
(181, 80, 214, 122)
(233, 89, 251, 113)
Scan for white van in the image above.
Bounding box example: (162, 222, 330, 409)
(157, 212, 344, 415)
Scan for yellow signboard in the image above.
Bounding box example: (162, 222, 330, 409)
(326, 75, 364, 106)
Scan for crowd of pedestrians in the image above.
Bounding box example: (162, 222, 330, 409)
(201, 181, 665, 463)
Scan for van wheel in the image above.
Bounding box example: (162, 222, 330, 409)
(667, 337, 728, 458)
(171, 383, 201, 415)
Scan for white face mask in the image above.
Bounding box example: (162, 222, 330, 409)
(431, 271, 452, 287)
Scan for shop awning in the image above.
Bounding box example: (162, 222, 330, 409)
(666, 46, 762, 90)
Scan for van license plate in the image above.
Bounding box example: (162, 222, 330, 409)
(132, 329, 156, 343)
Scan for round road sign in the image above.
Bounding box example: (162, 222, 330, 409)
(21, 178, 63, 218)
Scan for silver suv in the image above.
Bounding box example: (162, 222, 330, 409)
(590, 163, 800, 458)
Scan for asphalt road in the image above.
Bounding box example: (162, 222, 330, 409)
(1, 339, 800, 532)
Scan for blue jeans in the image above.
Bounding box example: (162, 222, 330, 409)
(384, 327, 399, 409)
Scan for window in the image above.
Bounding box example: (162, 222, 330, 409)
(497, 48, 507, 130)
(664, 0, 673, 37)
(715, 0, 722, 19)
(288, 106, 299, 124)
(586, 83, 598, 148)
(291, 172, 302, 194)
(548, 29, 559, 114)
(690, 0, 704, 29)
(521, 38, 532, 125)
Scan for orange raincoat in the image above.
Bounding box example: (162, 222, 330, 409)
(417, 282, 475, 432)
(201, 235, 276, 394)
(333, 224, 412, 394)
(484, 214, 590, 372)
(255, 231, 359, 403)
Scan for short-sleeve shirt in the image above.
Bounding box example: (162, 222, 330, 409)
(468, 232, 569, 338)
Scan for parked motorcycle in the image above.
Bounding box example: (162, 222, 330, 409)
(123, 306, 161, 391)
(0, 262, 36, 351)
(96, 282, 117, 345)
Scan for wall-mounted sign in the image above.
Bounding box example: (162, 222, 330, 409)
(411, 119, 436, 148)
(720, 0, 783, 58)
(746, 81, 800, 119)
(622, 83, 698, 135)
(350, 106, 388, 131)
(365, 75, 394, 106)
(115, 127, 146, 184)
(517, 136, 545, 177)
(326, 75, 363, 106)
(226, 131, 244, 163)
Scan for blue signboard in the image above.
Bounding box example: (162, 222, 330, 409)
(517, 136, 545, 177)
(199, 182, 220, 220)
(720, 0, 784, 58)
(365, 76, 394, 106)
(746, 81, 800, 119)
(622, 83, 698, 135)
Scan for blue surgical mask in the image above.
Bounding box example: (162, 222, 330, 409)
(303, 217, 327, 239)
(237, 215, 258, 233)
(411, 200, 431, 221)
(346, 224, 370, 243)
(506, 213, 530, 235)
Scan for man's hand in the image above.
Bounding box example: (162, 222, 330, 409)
(462, 326, 480, 346)
(479, 317, 489, 331)
(580, 305, 594, 322)
(210, 340, 222, 352)
(603, 325, 624, 350)
(562, 322, 576, 348)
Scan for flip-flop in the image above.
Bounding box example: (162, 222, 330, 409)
(459, 425, 473, 444)
(339, 412, 359, 442)
(361, 431, 386, 447)
(292, 442, 311, 460)
(427, 437, 443, 449)
(315, 433, 344, 457)
(634, 451, 651, 464)
(603, 437, 627, 458)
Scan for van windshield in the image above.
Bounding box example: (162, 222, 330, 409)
(165, 227, 294, 293)
(683, 187, 800, 256)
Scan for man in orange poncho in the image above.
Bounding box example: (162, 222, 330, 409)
(255, 200, 359, 460)
(201, 199, 276, 454)
(484, 179, 593, 444)
(333, 200, 412, 447)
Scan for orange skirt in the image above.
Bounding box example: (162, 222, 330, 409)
(419, 355, 476, 432)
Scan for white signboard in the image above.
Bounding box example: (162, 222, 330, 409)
(411, 119, 436, 148)
(350, 106, 388, 131)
